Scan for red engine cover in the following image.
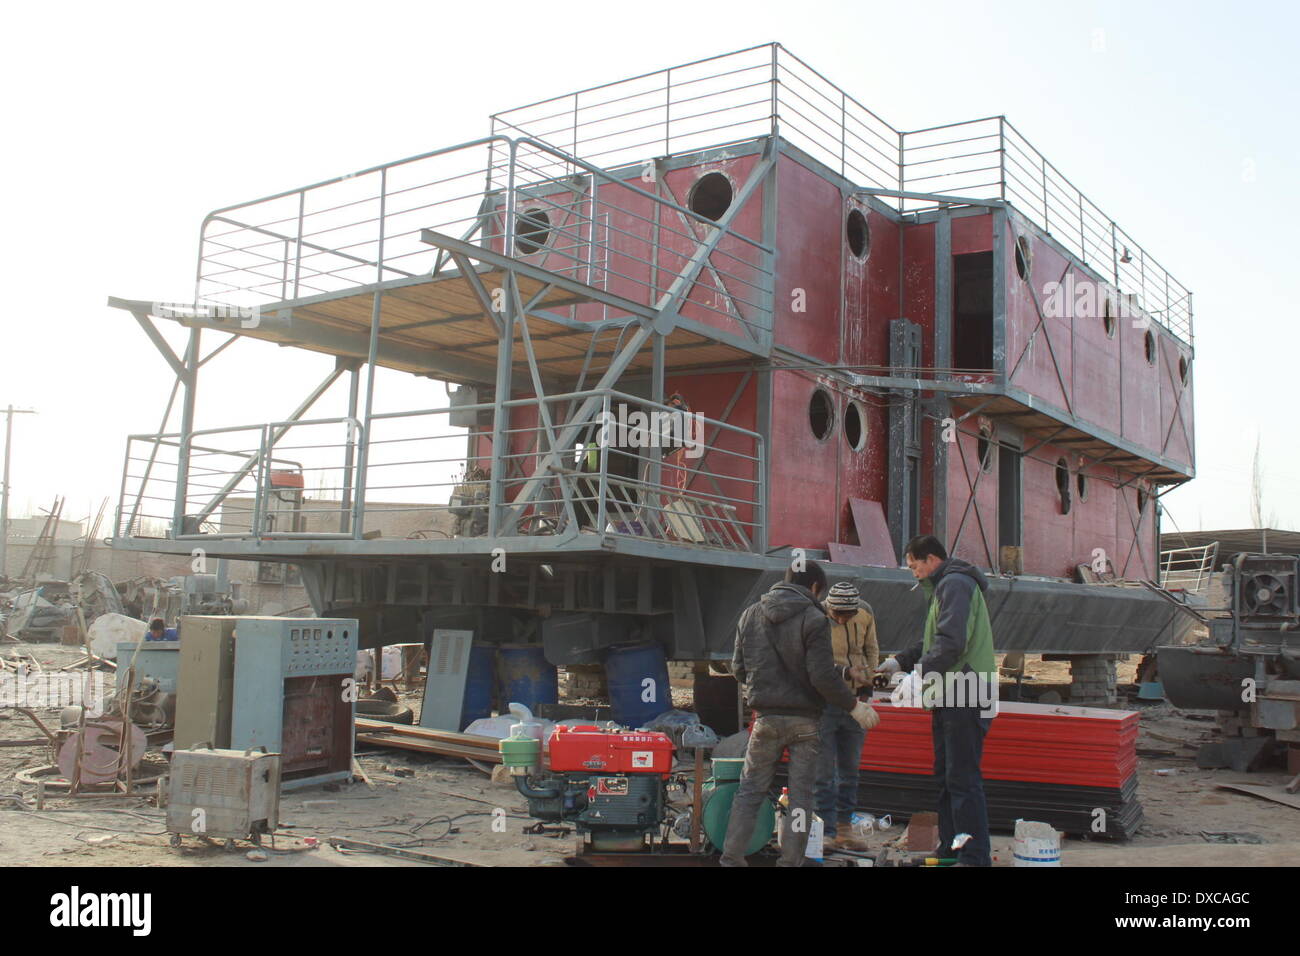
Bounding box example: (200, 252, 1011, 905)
(548, 725, 675, 776)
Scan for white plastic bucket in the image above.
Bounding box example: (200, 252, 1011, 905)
(806, 815, 825, 860)
(777, 811, 825, 860)
(1013, 819, 1061, 867)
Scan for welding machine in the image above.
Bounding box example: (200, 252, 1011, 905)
(501, 724, 675, 852)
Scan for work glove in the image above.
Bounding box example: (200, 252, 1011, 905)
(850, 701, 880, 731)
(873, 657, 900, 689)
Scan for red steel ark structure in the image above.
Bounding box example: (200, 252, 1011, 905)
(110, 44, 1195, 684)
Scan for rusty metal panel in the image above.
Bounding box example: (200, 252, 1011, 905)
(281, 676, 339, 774)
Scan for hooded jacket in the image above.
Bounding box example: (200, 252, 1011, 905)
(823, 601, 879, 693)
(731, 583, 859, 718)
(896, 557, 997, 708)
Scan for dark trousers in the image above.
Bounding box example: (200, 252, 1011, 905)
(720, 714, 820, 867)
(815, 705, 865, 838)
(931, 706, 993, 866)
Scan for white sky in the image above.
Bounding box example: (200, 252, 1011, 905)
(1, 0, 1294, 535)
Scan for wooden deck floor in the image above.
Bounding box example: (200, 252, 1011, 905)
(229, 266, 754, 380)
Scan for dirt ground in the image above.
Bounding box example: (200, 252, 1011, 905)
(1, 643, 1296, 867)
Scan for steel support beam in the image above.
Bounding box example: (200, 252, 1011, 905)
(172, 326, 202, 535)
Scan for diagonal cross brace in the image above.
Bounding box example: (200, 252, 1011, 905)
(441, 142, 775, 531)
(132, 310, 188, 381)
(500, 322, 654, 529)
(192, 364, 346, 524)
(653, 143, 775, 318)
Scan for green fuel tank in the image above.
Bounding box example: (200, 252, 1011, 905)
(701, 756, 775, 856)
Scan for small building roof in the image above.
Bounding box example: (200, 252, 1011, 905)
(1160, 528, 1300, 562)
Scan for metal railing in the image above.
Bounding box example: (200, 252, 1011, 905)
(115, 390, 764, 554)
(898, 116, 1193, 343)
(191, 44, 1192, 346)
(195, 136, 510, 309)
(117, 418, 362, 540)
(1159, 541, 1219, 593)
(194, 135, 772, 342)
(491, 43, 901, 194)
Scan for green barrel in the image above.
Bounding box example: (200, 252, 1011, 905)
(702, 757, 774, 856)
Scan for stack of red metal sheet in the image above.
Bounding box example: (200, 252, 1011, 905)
(815, 696, 1147, 838)
(859, 697, 1139, 789)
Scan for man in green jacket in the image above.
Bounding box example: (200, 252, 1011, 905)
(878, 535, 997, 866)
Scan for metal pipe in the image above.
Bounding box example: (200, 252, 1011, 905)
(339, 363, 360, 533)
(171, 328, 202, 538)
(487, 142, 518, 538)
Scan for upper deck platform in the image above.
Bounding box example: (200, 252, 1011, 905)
(180, 43, 1189, 363)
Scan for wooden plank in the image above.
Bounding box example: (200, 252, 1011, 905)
(1216, 782, 1300, 811)
(355, 733, 502, 764)
(353, 718, 499, 748)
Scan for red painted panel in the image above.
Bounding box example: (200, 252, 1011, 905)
(773, 153, 843, 363)
(946, 422, 1000, 569)
(661, 154, 766, 341)
(768, 370, 840, 549)
(951, 213, 992, 256)
(999, 217, 1191, 471)
(945, 425, 1156, 579)
(843, 203, 900, 371)
(1004, 220, 1072, 410)
(1157, 334, 1194, 467)
(663, 371, 759, 530)
(1119, 313, 1161, 452)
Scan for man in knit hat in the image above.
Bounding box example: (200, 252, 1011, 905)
(817, 580, 879, 850)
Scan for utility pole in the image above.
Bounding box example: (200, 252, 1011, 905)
(0, 405, 37, 580)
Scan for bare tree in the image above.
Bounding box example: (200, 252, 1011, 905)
(1249, 433, 1276, 529)
(1251, 435, 1263, 528)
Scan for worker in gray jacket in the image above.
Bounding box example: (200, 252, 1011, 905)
(722, 561, 879, 866)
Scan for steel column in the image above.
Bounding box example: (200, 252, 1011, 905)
(339, 359, 362, 533)
(172, 326, 202, 537)
(351, 167, 388, 539)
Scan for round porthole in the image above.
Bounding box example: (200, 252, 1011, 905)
(844, 400, 866, 451)
(809, 388, 834, 442)
(1144, 330, 1156, 366)
(1055, 458, 1071, 515)
(688, 172, 733, 222)
(846, 208, 870, 260)
(515, 208, 551, 255)
(1178, 354, 1189, 383)
(1015, 236, 1032, 281)
(1103, 296, 1116, 338)
(1077, 471, 1088, 502)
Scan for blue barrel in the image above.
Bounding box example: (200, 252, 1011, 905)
(459, 643, 496, 728)
(605, 642, 671, 728)
(497, 644, 558, 713)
